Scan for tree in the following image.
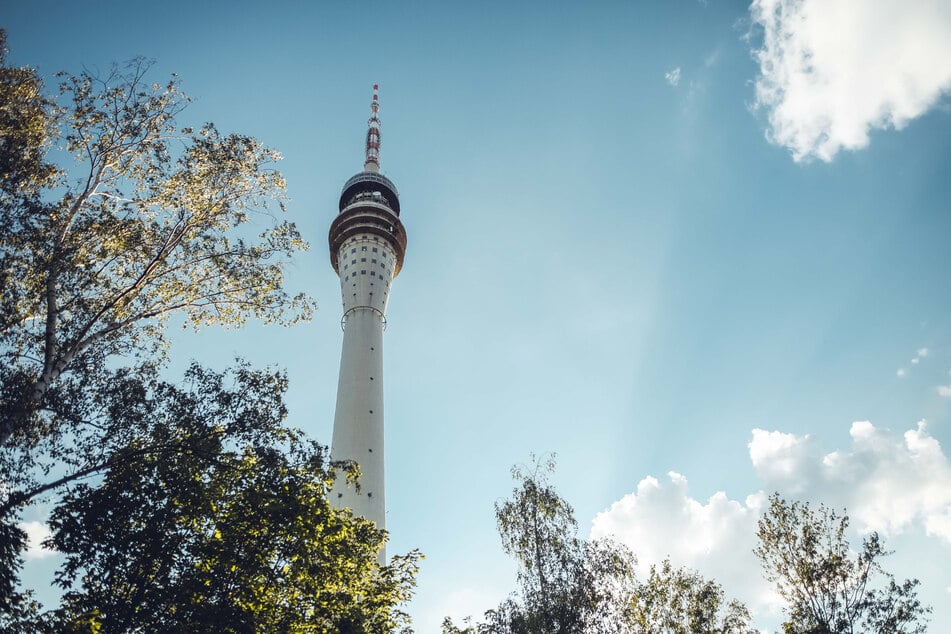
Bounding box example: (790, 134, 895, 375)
(443, 456, 636, 634)
(754, 494, 930, 634)
(0, 39, 313, 450)
(0, 29, 311, 593)
(629, 559, 755, 634)
(4, 363, 420, 633)
(492, 456, 635, 634)
(443, 457, 755, 634)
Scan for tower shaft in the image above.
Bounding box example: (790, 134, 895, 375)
(329, 85, 406, 545)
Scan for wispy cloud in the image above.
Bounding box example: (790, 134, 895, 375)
(938, 385, 951, 398)
(748, 0, 951, 162)
(665, 67, 682, 87)
(897, 347, 929, 377)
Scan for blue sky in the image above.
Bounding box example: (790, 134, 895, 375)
(7, 0, 951, 630)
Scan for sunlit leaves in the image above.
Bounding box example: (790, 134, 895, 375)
(0, 49, 314, 447)
(33, 363, 419, 633)
(0, 30, 58, 198)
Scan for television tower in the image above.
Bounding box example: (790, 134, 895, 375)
(328, 84, 407, 538)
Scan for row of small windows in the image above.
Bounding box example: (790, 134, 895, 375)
(343, 265, 390, 276)
(343, 235, 392, 256)
(344, 257, 387, 267)
(348, 245, 387, 258)
(344, 270, 389, 281)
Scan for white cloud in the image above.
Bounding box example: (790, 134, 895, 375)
(749, 428, 822, 493)
(592, 420, 951, 628)
(665, 67, 682, 87)
(938, 385, 951, 397)
(20, 521, 56, 560)
(749, 0, 951, 162)
(918, 348, 929, 358)
(897, 368, 906, 377)
(750, 420, 951, 539)
(591, 473, 777, 615)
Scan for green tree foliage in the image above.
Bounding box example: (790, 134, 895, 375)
(0, 33, 308, 611)
(443, 456, 636, 634)
(629, 559, 755, 634)
(490, 455, 634, 634)
(0, 30, 56, 198)
(443, 457, 752, 634)
(0, 39, 313, 447)
(754, 494, 930, 634)
(3, 363, 419, 633)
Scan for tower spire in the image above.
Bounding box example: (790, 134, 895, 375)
(364, 83, 381, 173)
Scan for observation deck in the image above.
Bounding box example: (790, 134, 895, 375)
(338, 172, 401, 216)
(329, 171, 407, 276)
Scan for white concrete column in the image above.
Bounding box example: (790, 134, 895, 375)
(329, 306, 386, 529)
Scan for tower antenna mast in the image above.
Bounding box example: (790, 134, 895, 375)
(364, 83, 381, 172)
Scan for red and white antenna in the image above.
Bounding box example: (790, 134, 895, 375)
(364, 83, 381, 172)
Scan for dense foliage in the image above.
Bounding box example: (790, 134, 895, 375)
(37, 364, 419, 633)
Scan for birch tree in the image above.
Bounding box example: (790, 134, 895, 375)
(0, 32, 325, 623)
(0, 44, 312, 448)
